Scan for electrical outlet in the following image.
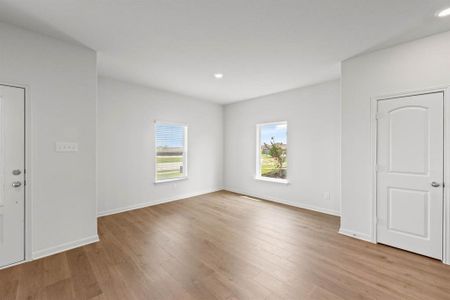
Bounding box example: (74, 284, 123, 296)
(55, 142, 78, 152)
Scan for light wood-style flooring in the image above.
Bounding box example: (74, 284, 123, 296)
(1, 191, 450, 299)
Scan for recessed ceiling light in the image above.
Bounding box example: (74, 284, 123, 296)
(437, 7, 450, 17)
(214, 73, 224, 79)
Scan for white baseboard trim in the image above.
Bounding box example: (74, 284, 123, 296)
(32, 234, 99, 260)
(0, 258, 27, 270)
(339, 228, 374, 243)
(97, 187, 224, 217)
(224, 187, 340, 217)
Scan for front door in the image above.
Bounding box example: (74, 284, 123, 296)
(377, 92, 444, 259)
(0, 85, 25, 267)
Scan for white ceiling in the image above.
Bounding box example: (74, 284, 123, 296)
(1, 0, 450, 104)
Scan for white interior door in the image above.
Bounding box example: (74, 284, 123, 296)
(377, 92, 444, 259)
(0, 85, 25, 267)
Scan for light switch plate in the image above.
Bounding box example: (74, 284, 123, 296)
(56, 142, 78, 152)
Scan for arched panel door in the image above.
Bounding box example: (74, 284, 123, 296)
(377, 92, 443, 259)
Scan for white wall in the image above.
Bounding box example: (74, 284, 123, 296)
(97, 77, 223, 215)
(0, 22, 98, 258)
(341, 31, 450, 241)
(224, 80, 341, 215)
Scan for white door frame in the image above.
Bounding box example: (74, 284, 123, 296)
(0, 81, 32, 268)
(370, 86, 450, 264)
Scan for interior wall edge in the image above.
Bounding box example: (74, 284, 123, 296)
(0, 21, 98, 259)
(97, 187, 224, 217)
(224, 187, 341, 217)
(97, 76, 224, 215)
(32, 235, 99, 260)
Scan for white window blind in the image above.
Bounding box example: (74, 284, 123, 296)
(155, 122, 187, 182)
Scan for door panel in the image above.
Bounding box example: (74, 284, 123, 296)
(0, 85, 25, 267)
(388, 187, 428, 238)
(377, 92, 443, 259)
(388, 106, 428, 174)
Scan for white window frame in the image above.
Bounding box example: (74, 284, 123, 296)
(154, 121, 188, 184)
(255, 121, 289, 184)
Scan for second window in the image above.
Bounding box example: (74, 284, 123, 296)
(155, 122, 188, 182)
(256, 121, 288, 181)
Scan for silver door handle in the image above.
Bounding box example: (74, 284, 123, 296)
(431, 182, 441, 188)
(11, 181, 22, 188)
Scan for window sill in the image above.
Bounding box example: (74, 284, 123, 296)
(154, 176, 188, 184)
(255, 176, 289, 184)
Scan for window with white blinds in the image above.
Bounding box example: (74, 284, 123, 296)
(155, 122, 188, 183)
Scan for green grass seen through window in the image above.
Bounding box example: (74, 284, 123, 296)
(156, 155, 184, 181)
(260, 153, 287, 179)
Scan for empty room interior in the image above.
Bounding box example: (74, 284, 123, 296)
(2, 1, 450, 299)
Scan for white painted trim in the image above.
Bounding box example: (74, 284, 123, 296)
(225, 187, 340, 217)
(254, 176, 289, 184)
(154, 176, 188, 184)
(338, 80, 343, 224)
(32, 235, 99, 260)
(97, 187, 223, 217)
(24, 84, 33, 262)
(369, 95, 378, 244)
(0, 258, 28, 270)
(372, 86, 450, 102)
(338, 228, 374, 243)
(444, 87, 450, 265)
(370, 86, 450, 264)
